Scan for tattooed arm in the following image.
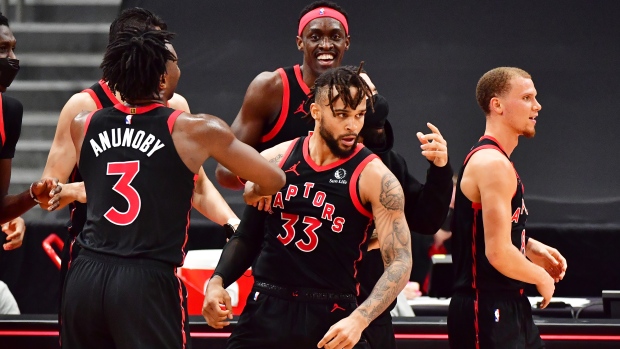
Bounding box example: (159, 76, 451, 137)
(356, 159, 412, 323)
(318, 159, 412, 349)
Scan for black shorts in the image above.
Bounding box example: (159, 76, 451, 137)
(60, 249, 191, 349)
(447, 290, 544, 349)
(227, 281, 370, 349)
(363, 315, 396, 349)
(58, 235, 80, 314)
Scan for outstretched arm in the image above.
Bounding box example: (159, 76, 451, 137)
(0, 160, 60, 222)
(318, 160, 412, 349)
(215, 71, 283, 189)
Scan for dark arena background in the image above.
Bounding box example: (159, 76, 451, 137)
(1, 0, 619, 348)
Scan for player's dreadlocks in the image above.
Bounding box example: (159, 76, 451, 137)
(108, 7, 167, 44)
(100, 27, 175, 102)
(311, 62, 374, 116)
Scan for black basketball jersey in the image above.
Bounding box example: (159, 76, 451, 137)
(257, 65, 314, 152)
(77, 103, 195, 266)
(452, 136, 528, 292)
(81, 79, 119, 109)
(253, 136, 378, 295)
(0, 93, 23, 159)
(67, 81, 121, 237)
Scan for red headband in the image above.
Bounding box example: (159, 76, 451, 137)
(298, 7, 348, 36)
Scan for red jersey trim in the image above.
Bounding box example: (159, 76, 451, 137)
(354, 220, 373, 296)
(349, 154, 379, 219)
(174, 275, 188, 349)
(82, 88, 103, 109)
(279, 138, 300, 168)
(98, 80, 120, 105)
(113, 102, 164, 115)
(302, 136, 365, 172)
(0, 94, 5, 145)
(167, 110, 184, 134)
(479, 135, 508, 155)
(464, 145, 519, 199)
(261, 68, 290, 143)
(83, 111, 97, 136)
(471, 206, 481, 349)
(293, 64, 311, 95)
(463, 145, 503, 165)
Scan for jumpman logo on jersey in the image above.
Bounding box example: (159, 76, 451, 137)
(331, 303, 346, 312)
(294, 101, 307, 115)
(285, 161, 301, 176)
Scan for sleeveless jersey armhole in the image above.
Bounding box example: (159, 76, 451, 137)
(261, 68, 290, 143)
(349, 154, 379, 218)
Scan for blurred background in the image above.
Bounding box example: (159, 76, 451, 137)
(0, 0, 619, 313)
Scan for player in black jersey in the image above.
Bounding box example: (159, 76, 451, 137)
(216, 1, 351, 189)
(41, 7, 241, 318)
(0, 13, 59, 225)
(203, 66, 412, 349)
(447, 67, 567, 349)
(60, 27, 284, 349)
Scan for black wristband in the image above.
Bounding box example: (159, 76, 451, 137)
(223, 223, 236, 239)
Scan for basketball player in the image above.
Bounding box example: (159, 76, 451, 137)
(41, 7, 241, 315)
(203, 66, 412, 349)
(447, 67, 567, 349)
(215, 1, 350, 189)
(0, 12, 59, 224)
(60, 27, 284, 349)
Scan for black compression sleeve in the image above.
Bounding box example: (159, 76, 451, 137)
(212, 205, 267, 288)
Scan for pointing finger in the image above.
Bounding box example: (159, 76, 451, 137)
(427, 122, 443, 136)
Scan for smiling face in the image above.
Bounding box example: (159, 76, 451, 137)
(498, 76, 541, 138)
(312, 86, 366, 158)
(297, 17, 349, 77)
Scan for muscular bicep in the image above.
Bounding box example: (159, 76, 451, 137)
(361, 161, 411, 266)
(43, 93, 97, 181)
(230, 72, 282, 148)
(70, 112, 90, 166)
(476, 158, 518, 251)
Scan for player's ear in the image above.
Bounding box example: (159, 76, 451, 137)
(310, 103, 320, 121)
(490, 97, 502, 115)
(296, 36, 304, 51)
(159, 74, 167, 92)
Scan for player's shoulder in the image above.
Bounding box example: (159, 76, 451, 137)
(178, 112, 229, 134)
(168, 93, 190, 112)
(250, 69, 285, 92)
(1, 93, 22, 107)
(0, 93, 23, 115)
(468, 148, 512, 173)
(362, 157, 394, 180)
(64, 90, 99, 111)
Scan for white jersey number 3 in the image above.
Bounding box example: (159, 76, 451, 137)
(104, 160, 141, 226)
